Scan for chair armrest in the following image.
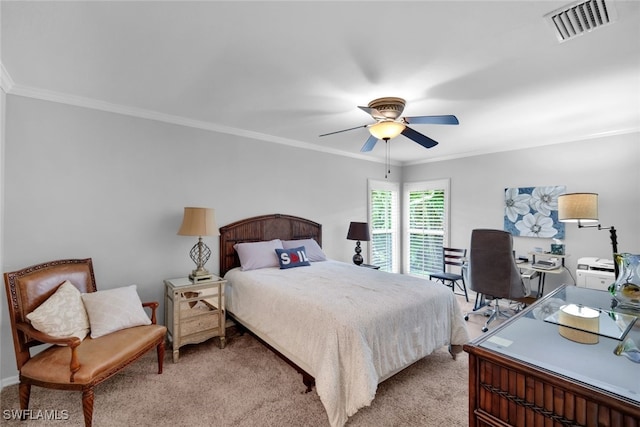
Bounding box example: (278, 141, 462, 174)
(16, 321, 82, 382)
(142, 301, 159, 324)
(16, 321, 81, 347)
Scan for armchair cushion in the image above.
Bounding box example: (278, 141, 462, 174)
(26, 280, 90, 341)
(20, 324, 167, 385)
(81, 285, 151, 338)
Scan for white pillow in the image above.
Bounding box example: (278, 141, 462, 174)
(81, 285, 151, 338)
(26, 280, 90, 342)
(234, 239, 283, 271)
(282, 238, 327, 262)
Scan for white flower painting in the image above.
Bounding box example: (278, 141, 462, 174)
(504, 185, 565, 239)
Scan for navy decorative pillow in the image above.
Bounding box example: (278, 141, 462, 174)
(275, 246, 311, 269)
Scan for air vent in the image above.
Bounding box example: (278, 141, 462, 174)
(544, 0, 617, 43)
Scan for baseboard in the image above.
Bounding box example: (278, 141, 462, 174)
(1, 375, 19, 389)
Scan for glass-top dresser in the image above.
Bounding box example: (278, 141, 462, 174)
(463, 285, 640, 427)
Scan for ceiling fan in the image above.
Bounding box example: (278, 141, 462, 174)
(319, 97, 459, 152)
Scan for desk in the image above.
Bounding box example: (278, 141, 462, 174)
(464, 285, 640, 426)
(471, 267, 545, 311)
(522, 252, 570, 298)
(471, 260, 563, 311)
(528, 251, 568, 267)
(519, 263, 564, 298)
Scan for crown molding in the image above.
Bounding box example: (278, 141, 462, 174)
(5, 82, 395, 166)
(403, 127, 640, 167)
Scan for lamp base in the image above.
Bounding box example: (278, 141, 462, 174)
(352, 240, 364, 265)
(189, 272, 214, 283)
(187, 237, 214, 282)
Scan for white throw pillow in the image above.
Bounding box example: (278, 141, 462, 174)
(282, 238, 327, 262)
(81, 285, 151, 338)
(234, 239, 284, 271)
(26, 280, 90, 341)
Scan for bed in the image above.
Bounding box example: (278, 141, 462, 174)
(219, 214, 470, 427)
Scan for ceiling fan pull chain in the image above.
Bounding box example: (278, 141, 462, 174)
(385, 139, 391, 178)
(388, 140, 391, 175)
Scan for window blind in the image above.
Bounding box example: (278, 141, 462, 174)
(368, 180, 399, 273)
(403, 179, 450, 277)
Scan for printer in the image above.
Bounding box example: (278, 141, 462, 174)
(576, 257, 615, 291)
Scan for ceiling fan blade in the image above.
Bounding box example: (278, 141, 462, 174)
(403, 115, 459, 125)
(401, 126, 439, 149)
(360, 135, 379, 152)
(319, 124, 367, 137)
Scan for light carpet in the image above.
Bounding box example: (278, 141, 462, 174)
(1, 292, 503, 426)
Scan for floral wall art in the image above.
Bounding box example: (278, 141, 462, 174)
(504, 185, 566, 239)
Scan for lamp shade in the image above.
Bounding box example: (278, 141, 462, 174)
(369, 121, 406, 140)
(558, 193, 599, 223)
(177, 207, 220, 236)
(347, 222, 370, 241)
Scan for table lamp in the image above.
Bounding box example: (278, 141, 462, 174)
(347, 222, 370, 266)
(557, 192, 619, 277)
(178, 207, 219, 282)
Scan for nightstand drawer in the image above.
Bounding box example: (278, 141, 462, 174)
(180, 305, 221, 336)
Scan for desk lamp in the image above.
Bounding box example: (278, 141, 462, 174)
(178, 207, 219, 282)
(347, 222, 371, 266)
(557, 193, 619, 277)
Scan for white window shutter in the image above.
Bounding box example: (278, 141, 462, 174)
(368, 179, 400, 273)
(403, 179, 450, 276)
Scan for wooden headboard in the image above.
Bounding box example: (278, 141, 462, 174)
(219, 214, 322, 276)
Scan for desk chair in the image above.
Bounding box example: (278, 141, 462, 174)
(464, 229, 529, 332)
(429, 247, 468, 302)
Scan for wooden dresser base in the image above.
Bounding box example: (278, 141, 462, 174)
(466, 346, 640, 427)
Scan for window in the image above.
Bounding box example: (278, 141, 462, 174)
(403, 179, 450, 277)
(368, 179, 400, 273)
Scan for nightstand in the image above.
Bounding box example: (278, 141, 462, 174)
(360, 263, 380, 270)
(164, 276, 226, 363)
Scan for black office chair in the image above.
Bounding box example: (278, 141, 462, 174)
(464, 229, 529, 332)
(429, 247, 468, 302)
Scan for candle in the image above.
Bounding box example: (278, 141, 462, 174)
(558, 304, 600, 344)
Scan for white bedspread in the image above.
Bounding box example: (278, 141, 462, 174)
(224, 260, 469, 427)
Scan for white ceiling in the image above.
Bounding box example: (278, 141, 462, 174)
(2, 0, 639, 165)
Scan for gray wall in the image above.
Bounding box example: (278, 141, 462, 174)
(0, 95, 400, 381)
(1, 94, 639, 383)
(404, 133, 640, 290)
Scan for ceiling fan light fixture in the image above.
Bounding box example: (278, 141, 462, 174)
(367, 97, 406, 119)
(369, 121, 405, 140)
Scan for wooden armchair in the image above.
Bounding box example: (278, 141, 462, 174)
(4, 258, 167, 427)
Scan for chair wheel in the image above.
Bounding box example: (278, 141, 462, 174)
(481, 326, 488, 332)
(464, 315, 469, 321)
